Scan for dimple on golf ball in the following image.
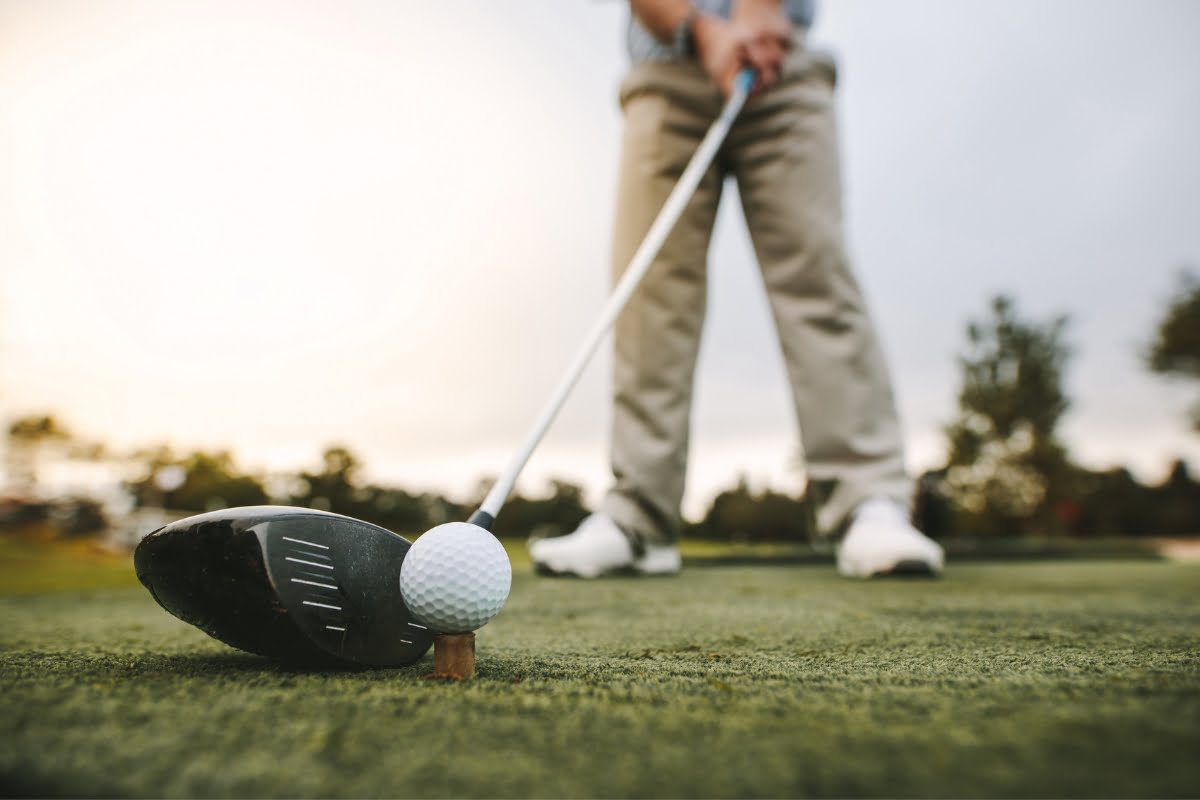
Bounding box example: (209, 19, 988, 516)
(399, 522, 512, 634)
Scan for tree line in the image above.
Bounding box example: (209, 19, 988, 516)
(3, 274, 1198, 540)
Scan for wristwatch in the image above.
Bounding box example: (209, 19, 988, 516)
(672, 8, 699, 59)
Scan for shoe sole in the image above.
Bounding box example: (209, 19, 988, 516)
(874, 558, 941, 578)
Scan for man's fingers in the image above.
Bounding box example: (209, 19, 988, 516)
(753, 34, 788, 62)
(744, 36, 786, 91)
(703, 19, 791, 98)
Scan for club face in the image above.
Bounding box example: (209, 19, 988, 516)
(135, 506, 434, 667)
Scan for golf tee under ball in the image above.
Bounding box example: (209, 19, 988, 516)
(432, 633, 475, 680)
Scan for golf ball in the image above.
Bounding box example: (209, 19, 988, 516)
(399, 522, 512, 634)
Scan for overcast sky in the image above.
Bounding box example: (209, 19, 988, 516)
(2, 0, 1198, 515)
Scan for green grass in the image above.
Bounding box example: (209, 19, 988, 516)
(0, 534, 141, 594)
(2, 550, 1198, 798)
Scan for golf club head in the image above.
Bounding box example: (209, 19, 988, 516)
(134, 506, 434, 667)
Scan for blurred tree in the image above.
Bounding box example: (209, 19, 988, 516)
(53, 497, 108, 537)
(293, 445, 363, 514)
(492, 479, 590, 540)
(283, 445, 471, 535)
(127, 448, 268, 512)
(943, 295, 1073, 535)
(1150, 459, 1200, 536)
(5, 414, 72, 492)
(1068, 460, 1199, 537)
(365, 487, 455, 535)
(1070, 466, 1153, 536)
(689, 476, 809, 542)
(1146, 270, 1200, 431)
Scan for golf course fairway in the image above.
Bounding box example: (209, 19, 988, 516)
(2, 556, 1198, 797)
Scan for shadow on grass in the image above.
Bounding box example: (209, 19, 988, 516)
(681, 536, 1164, 567)
(3, 648, 433, 681)
(0, 770, 61, 800)
(142, 650, 446, 679)
(140, 650, 346, 676)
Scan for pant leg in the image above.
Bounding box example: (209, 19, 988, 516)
(601, 62, 726, 546)
(727, 47, 912, 536)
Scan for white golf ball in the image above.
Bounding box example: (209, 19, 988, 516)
(399, 522, 512, 634)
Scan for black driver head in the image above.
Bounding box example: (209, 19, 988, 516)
(134, 506, 434, 667)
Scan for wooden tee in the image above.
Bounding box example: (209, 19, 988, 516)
(431, 633, 475, 680)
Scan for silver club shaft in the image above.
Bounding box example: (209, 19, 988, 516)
(474, 70, 756, 525)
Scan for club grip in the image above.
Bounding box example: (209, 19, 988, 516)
(735, 67, 756, 95)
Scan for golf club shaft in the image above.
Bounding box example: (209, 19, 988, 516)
(469, 69, 756, 530)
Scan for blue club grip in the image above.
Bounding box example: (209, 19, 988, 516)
(735, 67, 757, 95)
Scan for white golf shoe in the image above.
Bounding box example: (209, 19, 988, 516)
(837, 497, 945, 578)
(528, 513, 681, 578)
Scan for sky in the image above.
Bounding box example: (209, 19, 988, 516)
(2, 0, 1199, 516)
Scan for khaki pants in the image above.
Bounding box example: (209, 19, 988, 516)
(601, 46, 911, 543)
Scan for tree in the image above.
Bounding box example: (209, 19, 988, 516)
(289, 445, 368, 516)
(1146, 270, 1200, 431)
(1150, 459, 1200, 535)
(943, 295, 1073, 535)
(5, 415, 72, 492)
(283, 445, 461, 534)
(127, 448, 268, 512)
(366, 486, 454, 535)
(490, 479, 590, 539)
(1070, 467, 1153, 536)
(688, 476, 810, 542)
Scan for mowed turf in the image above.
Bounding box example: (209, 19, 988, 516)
(1, 544, 1198, 798)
